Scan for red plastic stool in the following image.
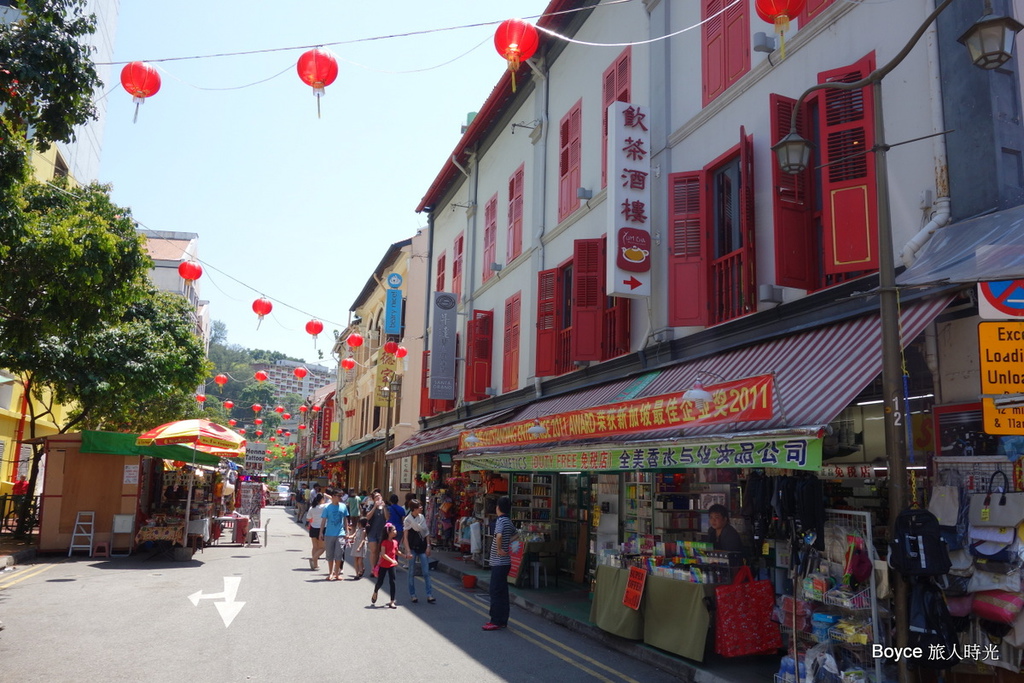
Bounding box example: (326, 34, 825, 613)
(93, 542, 110, 558)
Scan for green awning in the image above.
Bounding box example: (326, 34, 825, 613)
(80, 430, 228, 467)
(325, 439, 384, 462)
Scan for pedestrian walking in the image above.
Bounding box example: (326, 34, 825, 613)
(319, 488, 350, 581)
(346, 488, 361, 519)
(365, 490, 386, 570)
(387, 493, 406, 565)
(483, 496, 515, 631)
(372, 522, 402, 609)
(305, 492, 329, 570)
(402, 499, 435, 604)
(348, 517, 368, 578)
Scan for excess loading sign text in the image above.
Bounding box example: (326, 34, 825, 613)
(979, 321, 1024, 434)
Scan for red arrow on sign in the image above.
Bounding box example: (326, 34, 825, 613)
(623, 277, 643, 290)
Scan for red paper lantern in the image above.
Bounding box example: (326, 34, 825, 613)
(755, 0, 806, 58)
(238, 428, 246, 434)
(274, 405, 285, 413)
(299, 406, 308, 413)
(298, 424, 307, 430)
(296, 48, 339, 118)
(341, 357, 356, 371)
(396, 346, 408, 359)
(383, 340, 399, 355)
(254, 418, 263, 425)
(228, 419, 237, 426)
(282, 413, 291, 420)
(276, 429, 283, 435)
(223, 400, 234, 410)
(196, 394, 206, 403)
(305, 319, 324, 338)
(293, 366, 308, 380)
(494, 19, 539, 92)
(255, 430, 263, 437)
(346, 333, 364, 348)
(178, 260, 203, 282)
(254, 370, 269, 382)
(252, 404, 263, 413)
(120, 61, 161, 122)
(311, 405, 321, 413)
(269, 437, 276, 442)
(214, 373, 228, 386)
(252, 297, 273, 324)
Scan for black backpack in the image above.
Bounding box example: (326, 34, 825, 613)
(907, 580, 958, 669)
(889, 508, 951, 576)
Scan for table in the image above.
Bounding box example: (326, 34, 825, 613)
(589, 564, 713, 662)
(212, 516, 249, 545)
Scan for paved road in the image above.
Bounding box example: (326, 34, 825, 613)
(0, 507, 680, 682)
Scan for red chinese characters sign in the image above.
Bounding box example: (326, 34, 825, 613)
(607, 102, 652, 298)
(459, 375, 774, 450)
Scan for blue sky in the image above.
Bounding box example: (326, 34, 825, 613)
(99, 1, 551, 364)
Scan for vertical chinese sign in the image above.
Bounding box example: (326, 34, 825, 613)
(607, 102, 652, 298)
(430, 292, 458, 400)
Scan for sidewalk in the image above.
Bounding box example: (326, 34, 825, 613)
(0, 532, 38, 568)
(428, 547, 778, 683)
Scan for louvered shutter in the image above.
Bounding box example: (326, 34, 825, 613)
(483, 196, 497, 282)
(602, 48, 631, 188)
(668, 171, 708, 326)
(435, 252, 446, 292)
(738, 127, 757, 315)
(507, 166, 524, 263)
(419, 350, 433, 417)
(503, 294, 521, 392)
(702, 0, 726, 105)
(535, 269, 560, 376)
(770, 94, 816, 289)
(605, 296, 631, 359)
(571, 238, 605, 361)
(452, 233, 464, 299)
(818, 54, 878, 274)
(559, 102, 582, 221)
(464, 310, 493, 402)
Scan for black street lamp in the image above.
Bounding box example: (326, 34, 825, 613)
(771, 1, 1021, 680)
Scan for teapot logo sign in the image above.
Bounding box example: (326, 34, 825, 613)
(617, 227, 651, 273)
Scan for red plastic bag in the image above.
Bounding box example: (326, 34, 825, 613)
(714, 566, 781, 657)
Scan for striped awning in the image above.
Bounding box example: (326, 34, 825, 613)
(385, 408, 517, 460)
(460, 295, 952, 455)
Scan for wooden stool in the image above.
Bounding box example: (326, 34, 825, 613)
(188, 534, 204, 554)
(93, 542, 110, 558)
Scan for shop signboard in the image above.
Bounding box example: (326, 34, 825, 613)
(384, 272, 404, 335)
(460, 375, 774, 450)
(460, 436, 822, 473)
(429, 292, 458, 400)
(245, 442, 267, 473)
(978, 321, 1024, 434)
(623, 566, 647, 610)
(374, 350, 399, 408)
(607, 102, 652, 298)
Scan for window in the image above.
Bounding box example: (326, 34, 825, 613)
(536, 238, 632, 377)
(502, 294, 521, 392)
(558, 101, 582, 222)
(435, 251, 446, 293)
(769, 54, 877, 291)
(464, 310, 493, 402)
(667, 128, 756, 327)
(602, 48, 631, 188)
(452, 233, 464, 299)
(507, 166, 524, 262)
(702, 0, 750, 106)
(483, 194, 498, 282)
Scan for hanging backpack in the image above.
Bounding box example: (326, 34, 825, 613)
(908, 579, 958, 669)
(889, 507, 951, 576)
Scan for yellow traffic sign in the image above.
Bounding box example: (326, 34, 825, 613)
(979, 321, 1024, 434)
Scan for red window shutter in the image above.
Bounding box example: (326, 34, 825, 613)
(818, 54, 878, 275)
(435, 252, 446, 292)
(503, 293, 521, 392)
(770, 94, 816, 290)
(738, 126, 757, 315)
(558, 102, 582, 222)
(452, 233, 464, 299)
(507, 166, 524, 263)
(702, 0, 749, 106)
(419, 350, 434, 417)
(535, 268, 560, 376)
(602, 48, 631, 188)
(571, 238, 605, 361)
(604, 296, 631, 360)
(667, 171, 709, 326)
(483, 195, 497, 282)
(797, 0, 836, 26)
(724, 0, 750, 91)
(464, 310, 493, 402)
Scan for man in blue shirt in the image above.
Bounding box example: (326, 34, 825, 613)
(319, 488, 350, 581)
(483, 496, 516, 631)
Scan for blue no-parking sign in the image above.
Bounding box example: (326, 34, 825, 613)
(979, 280, 1024, 319)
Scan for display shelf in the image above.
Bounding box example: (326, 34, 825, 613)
(622, 471, 653, 535)
(510, 473, 553, 523)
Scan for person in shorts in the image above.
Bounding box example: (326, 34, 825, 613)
(319, 488, 350, 581)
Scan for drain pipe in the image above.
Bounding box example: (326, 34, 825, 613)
(900, 1, 951, 267)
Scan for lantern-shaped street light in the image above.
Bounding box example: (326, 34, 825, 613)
(958, 1, 1024, 69)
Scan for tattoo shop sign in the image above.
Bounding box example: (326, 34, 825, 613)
(460, 436, 822, 473)
(459, 374, 774, 450)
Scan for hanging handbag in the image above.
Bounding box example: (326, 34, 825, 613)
(967, 566, 1022, 593)
(929, 470, 963, 527)
(968, 525, 1018, 563)
(969, 471, 1024, 527)
(714, 566, 781, 657)
(973, 589, 1024, 624)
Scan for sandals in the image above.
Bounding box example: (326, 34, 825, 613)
(371, 592, 378, 604)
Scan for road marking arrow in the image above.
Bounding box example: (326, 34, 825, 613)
(188, 576, 245, 627)
(623, 276, 643, 290)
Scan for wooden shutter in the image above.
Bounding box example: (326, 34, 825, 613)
(558, 102, 582, 221)
(724, 0, 750, 92)
(605, 296, 631, 359)
(435, 252, 446, 292)
(452, 233, 464, 299)
(702, 0, 749, 107)
(464, 310, 493, 402)
(797, 0, 836, 26)
(507, 166, 524, 263)
(503, 294, 521, 392)
(818, 54, 877, 275)
(602, 48, 631, 188)
(535, 268, 560, 376)
(738, 127, 757, 315)
(483, 195, 497, 282)
(770, 94, 816, 290)
(667, 171, 708, 326)
(419, 350, 433, 417)
(571, 238, 606, 361)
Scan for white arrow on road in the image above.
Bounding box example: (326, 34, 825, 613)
(187, 576, 245, 627)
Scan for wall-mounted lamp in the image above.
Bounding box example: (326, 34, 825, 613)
(959, 0, 1024, 70)
(484, 387, 498, 397)
(526, 419, 547, 436)
(511, 119, 540, 134)
(753, 31, 777, 53)
(682, 382, 714, 410)
(491, 263, 504, 272)
(577, 187, 593, 200)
